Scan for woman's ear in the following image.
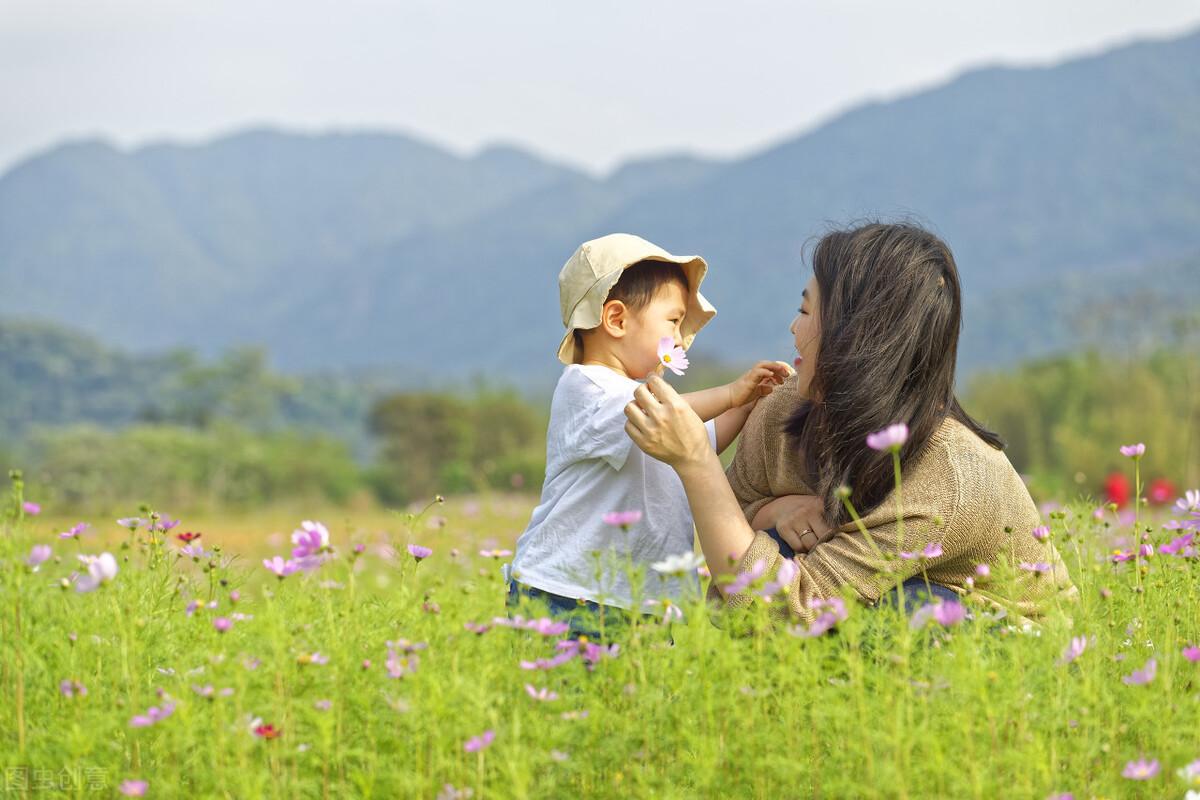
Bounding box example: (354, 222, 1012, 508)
(600, 300, 629, 338)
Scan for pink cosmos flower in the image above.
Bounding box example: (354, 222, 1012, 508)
(724, 558, 768, 595)
(791, 596, 849, 637)
(26, 544, 52, 571)
(463, 730, 496, 753)
(118, 780, 148, 797)
(130, 701, 176, 728)
(263, 556, 300, 579)
(314, 699, 333, 711)
(60, 679, 87, 697)
(212, 617, 232, 633)
(524, 684, 559, 702)
(1175, 489, 1200, 513)
(386, 650, 419, 679)
(1059, 636, 1089, 665)
(1119, 443, 1146, 458)
(975, 563, 991, 578)
(1121, 758, 1159, 779)
(22, 501, 41, 515)
(657, 337, 689, 376)
(910, 600, 968, 630)
(866, 423, 909, 452)
(59, 522, 89, 540)
(75, 552, 119, 593)
(901, 542, 944, 561)
(1019, 561, 1052, 574)
(479, 549, 513, 558)
(759, 558, 799, 598)
(1110, 549, 1135, 563)
(407, 543, 433, 561)
(1182, 645, 1200, 662)
(1122, 657, 1157, 686)
(1032, 525, 1050, 542)
(464, 622, 492, 635)
(291, 520, 330, 559)
(1160, 532, 1195, 555)
(602, 510, 643, 527)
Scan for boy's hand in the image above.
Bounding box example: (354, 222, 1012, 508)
(727, 361, 793, 408)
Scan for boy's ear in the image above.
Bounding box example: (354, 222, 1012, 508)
(599, 300, 629, 338)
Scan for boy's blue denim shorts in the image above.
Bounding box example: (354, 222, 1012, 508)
(505, 581, 658, 641)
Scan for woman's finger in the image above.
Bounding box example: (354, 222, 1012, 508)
(775, 517, 807, 551)
(624, 400, 650, 432)
(632, 382, 661, 413)
(644, 373, 681, 405)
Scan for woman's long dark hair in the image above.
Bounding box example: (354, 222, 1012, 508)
(784, 222, 1003, 527)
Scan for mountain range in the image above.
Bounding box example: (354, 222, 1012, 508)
(2, 27, 1198, 385)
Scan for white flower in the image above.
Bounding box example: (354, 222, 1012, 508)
(75, 552, 119, 593)
(650, 552, 706, 576)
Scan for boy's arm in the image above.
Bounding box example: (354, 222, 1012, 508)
(713, 401, 756, 454)
(679, 385, 733, 423)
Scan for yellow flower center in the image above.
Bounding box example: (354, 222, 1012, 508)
(663, 354, 672, 362)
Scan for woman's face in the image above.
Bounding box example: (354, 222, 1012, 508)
(789, 276, 820, 397)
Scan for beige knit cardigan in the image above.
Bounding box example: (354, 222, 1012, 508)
(711, 375, 1078, 624)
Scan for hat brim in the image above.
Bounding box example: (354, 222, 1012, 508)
(556, 255, 716, 365)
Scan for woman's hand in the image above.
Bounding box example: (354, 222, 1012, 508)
(727, 361, 794, 408)
(624, 375, 714, 470)
(760, 494, 835, 554)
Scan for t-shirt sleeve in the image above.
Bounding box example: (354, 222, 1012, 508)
(577, 385, 637, 471)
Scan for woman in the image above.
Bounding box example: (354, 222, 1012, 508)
(623, 223, 1077, 624)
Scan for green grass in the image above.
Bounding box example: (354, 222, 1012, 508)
(2, 484, 1200, 799)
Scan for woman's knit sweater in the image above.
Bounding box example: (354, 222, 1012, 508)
(713, 376, 1078, 624)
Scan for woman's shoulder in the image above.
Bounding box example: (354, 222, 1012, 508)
(918, 417, 1037, 521)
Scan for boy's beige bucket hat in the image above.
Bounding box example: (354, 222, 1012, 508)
(556, 233, 716, 365)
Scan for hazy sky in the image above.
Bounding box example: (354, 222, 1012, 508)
(3, 1, 1199, 176)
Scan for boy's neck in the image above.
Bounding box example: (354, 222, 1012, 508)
(578, 344, 633, 380)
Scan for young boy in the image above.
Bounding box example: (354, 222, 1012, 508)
(507, 233, 791, 632)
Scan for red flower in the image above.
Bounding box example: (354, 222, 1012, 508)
(1103, 472, 1131, 509)
(176, 532, 202, 543)
(1147, 477, 1176, 506)
(254, 723, 281, 739)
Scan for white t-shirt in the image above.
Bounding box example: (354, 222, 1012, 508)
(509, 364, 715, 609)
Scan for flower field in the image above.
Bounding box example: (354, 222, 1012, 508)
(3, 466, 1200, 799)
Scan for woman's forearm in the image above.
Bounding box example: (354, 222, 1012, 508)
(675, 450, 757, 576)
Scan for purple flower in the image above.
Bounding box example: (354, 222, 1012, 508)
(26, 544, 52, 571)
(60, 679, 87, 698)
(291, 520, 330, 559)
(263, 556, 300, 579)
(118, 780, 148, 797)
(1159, 533, 1195, 556)
(213, 617, 232, 633)
(407, 543, 433, 561)
(1045, 794, 1073, 800)
(602, 510, 643, 527)
(314, 699, 333, 711)
(1122, 657, 1157, 686)
(524, 684, 558, 702)
(1059, 635, 1089, 665)
(866, 423, 909, 452)
(130, 701, 176, 728)
(910, 600, 967, 630)
(788, 597, 849, 637)
(185, 600, 200, 617)
(463, 730, 495, 753)
(723, 559, 768, 595)
(1119, 443, 1146, 458)
(22, 501, 41, 515)
(1110, 549, 1135, 563)
(1032, 525, 1050, 542)
(1019, 561, 1052, 574)
(1182, 645, 1200, 662)
(59, 522, 89, 540)
(975, 563, 991, 578)
(1121, 757, 1159, 779)
(116, 517, 144, 531)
